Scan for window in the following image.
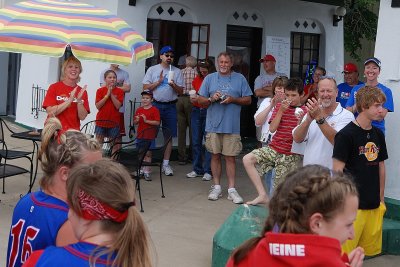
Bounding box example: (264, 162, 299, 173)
(290, 32, 320, 79)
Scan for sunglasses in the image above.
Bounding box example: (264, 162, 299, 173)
(164, 54, 174, 58)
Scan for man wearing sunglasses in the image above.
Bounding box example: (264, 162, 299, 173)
(142, 45, 184, 176)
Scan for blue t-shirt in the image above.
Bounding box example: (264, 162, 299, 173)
(32, 242, 117, 266)
(345, 83, 394, 134)
(199, 72, 252, 134)
(7, 191, 68, 267)
(337, 81, 363, 107)
(142, 64, 184, 102)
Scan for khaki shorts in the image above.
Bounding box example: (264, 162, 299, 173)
(342, 202, 386, 256)
(205, 133, 242, 156)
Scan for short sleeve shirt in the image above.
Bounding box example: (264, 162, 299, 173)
(333, 122, 388, 209)
(42, 81, 90, 131)
(142, 64, 184, 102)
(199, 72, 252, 134)
(345, 83, 394, 134)
(100, 67, 130, 112)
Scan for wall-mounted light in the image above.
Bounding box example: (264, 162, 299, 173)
(333, 6, 346, 27)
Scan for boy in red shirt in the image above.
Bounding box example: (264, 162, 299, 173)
(243, 78, 306, 205)
(134, 90, 161, 181)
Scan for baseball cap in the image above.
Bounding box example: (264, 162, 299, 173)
(364, 57, 381, 69)
(141, 90, 153, 97)
(342, 63, 358, 73)
(160, 45, 174, 55)
(259, 54, 276, 63)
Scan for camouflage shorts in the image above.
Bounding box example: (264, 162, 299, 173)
(252, 146, 302, 189)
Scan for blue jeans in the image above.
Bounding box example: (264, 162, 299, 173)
(153, 102, 177, 137)
(191, 107, 211, 174)
(264, 169, 275, 196)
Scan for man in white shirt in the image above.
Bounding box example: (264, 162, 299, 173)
(293, 76, 354, 169)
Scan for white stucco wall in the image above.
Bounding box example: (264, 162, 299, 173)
(11, 0, 345, 128)
(374, 1, 400, 200)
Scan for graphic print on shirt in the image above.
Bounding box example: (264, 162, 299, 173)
(56, 95, 83, 103)
(8, 219, 40, 267)
(358, 142, 380, 161)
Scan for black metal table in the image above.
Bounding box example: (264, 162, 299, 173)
(10, 130, 42, 192)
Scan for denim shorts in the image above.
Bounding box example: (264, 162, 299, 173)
(94, 126, 120, 139)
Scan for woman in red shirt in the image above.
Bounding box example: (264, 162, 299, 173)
(42, 56, 90, 131)
(227, 165, 364, 267)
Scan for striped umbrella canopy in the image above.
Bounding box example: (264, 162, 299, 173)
(0, 0, 154, 65)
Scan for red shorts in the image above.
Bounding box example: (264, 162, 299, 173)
(119, 113, 126, 136)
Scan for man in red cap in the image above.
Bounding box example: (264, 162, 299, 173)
(337, 63, 362, 107)
(254, 54, 286, 142)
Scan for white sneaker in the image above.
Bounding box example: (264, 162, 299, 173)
(186, 171, 201, 178)
(202, 173, 213, 181)
(208, 186, 222, 201)
(143, 173, 152, 181)
(162, 165, 174, 176)
(227, 189, 244, 204)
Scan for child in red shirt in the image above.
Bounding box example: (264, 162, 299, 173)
(133, 90, 160, 181)
(95, 70, 124, 154)
(227, 165, 365, 267)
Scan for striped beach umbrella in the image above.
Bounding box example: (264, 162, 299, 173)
(0, 0, 154, 65)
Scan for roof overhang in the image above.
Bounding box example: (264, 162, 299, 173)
(300, 0, 344, 6)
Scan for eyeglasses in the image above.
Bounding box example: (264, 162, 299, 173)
(164, 54, 174, 58)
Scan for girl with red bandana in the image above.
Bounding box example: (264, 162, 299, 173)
(23, 159, 153, 267)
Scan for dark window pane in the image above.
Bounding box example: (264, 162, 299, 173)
(311, 50, 319, 61)
(304, 35, 311, 49)
(292, 34, 301, 48)
(303, 50, 310, 64)
(292, 49, 300, 63)
(311, 35, 320, 49)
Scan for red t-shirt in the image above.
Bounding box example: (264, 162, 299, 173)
(42, 81, 90, 131)
(226, 232, 350, 267)
(268, 103, 307, 155)
(135, 106, 160, 139)
(192, 75, 207, 108)
(95, 86, 124, 127)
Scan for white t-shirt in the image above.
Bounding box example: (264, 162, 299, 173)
(293, 103, 354, 169)
(254, 97, 274, 142)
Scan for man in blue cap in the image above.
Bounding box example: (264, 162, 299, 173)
(142, 45, 184, 176)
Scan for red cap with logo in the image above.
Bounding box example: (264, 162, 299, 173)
(342, 63, 358, 73)
(259, 54, 276, 63)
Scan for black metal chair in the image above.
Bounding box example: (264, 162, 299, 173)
(127, 98, 142, 138)
(141, 126, 172, 200)
(80, 119, 119, 157)
(0, 117, 34, 194)
(111, 126, 158, 212)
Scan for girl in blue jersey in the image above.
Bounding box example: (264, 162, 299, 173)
(23, 159, 153, 267)
(7, 118, 102, 267)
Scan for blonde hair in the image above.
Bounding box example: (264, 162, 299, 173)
(67, 159, 153, 267)
(231, 165, 358, 264)
(356, 86, 386, 113)
(60, 56, 82, 82)
(38, 117, 100, 190)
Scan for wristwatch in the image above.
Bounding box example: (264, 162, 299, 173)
(316, 117, 325, 125)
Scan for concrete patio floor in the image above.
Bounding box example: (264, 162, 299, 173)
(0, 120, 399, 266)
